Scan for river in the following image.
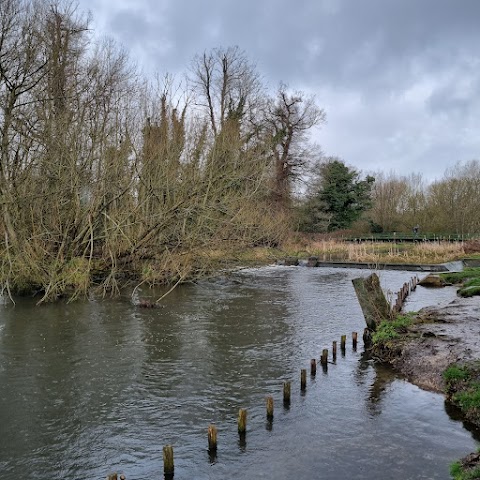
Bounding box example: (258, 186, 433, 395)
(0, 265, 477, 479)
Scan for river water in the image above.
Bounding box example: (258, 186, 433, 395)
(0, 265, 477, 480)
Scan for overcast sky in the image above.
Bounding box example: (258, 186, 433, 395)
(79, 0, 480, 182)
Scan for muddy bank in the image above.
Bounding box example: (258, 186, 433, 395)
(383, 295, 480, 392)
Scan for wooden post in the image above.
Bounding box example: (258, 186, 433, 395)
(363, 327, 372, 347)
(301, 369, 307, 391)
(352, 331, 358, 349)
(341, 335, 346, 352)
(332, 341, 337, 360)
(163, 445, 174, 476)
(352, 273, 391, 329)
(119, 475, 126, 480)
(283, 381, 291, 405)
(310, 358, 317, 376)
(208, 424, 218, 452)
(238, 409, 247, 434)
(320, 349, 328, 366)
(106, 475, 118, 480)
(266, 396, 274, 420)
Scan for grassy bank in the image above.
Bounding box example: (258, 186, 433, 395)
(450, 455, 480, 480)
(440, 268, 480, 297)
(446, 362, 480, 479)
(280, 237, 466, 264)
(444, 362, 480, 425)
(1, 236, 472, 304)
(370, 316, 480, 479)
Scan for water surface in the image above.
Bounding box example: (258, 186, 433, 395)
(0, 266, 476, 479)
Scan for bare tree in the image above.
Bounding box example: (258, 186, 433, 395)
(266, 83, 326, 208)
(0, 0, 49, 247)
(189, 46, 262, 136)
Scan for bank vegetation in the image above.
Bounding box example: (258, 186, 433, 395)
(0, 0, 326, 302)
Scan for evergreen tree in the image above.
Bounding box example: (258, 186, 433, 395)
(301, 158, 375, 232)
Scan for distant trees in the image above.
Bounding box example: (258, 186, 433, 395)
(369, 173, 427, 232)
(424, 161, 480, 234)
(368, 160, 480, 235)
(299, 158, 374, 232)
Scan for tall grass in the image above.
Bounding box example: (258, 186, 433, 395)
(281, 239, 465, 264)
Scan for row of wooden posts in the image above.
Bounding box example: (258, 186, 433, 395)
(391, 275, 418, 313)
(106, 331, 360, 479)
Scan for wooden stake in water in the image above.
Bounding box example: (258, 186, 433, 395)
(352, 331, 358, 349)
(106, 475, 118, 480)
(163, 445, 174, 476)
(332, 341, 337, 360)
(363, 327, 372, 346)
(301, 369, 307, 391)
(208, 424, 218, 452)
(283, 381, 291, 405)
(238, 409, 247, 434)
(341, 335, 347, 352)
(310, 358, 317, 376)
(119, 475, 126, 480)
(321, 349, 328, 366)
(266, 396, 274, 420)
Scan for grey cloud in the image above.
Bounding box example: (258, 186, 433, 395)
(79, 0, 480, 180)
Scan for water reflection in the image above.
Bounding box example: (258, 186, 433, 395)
(444, 401, 480, 441)
(0, 266, 478, 480)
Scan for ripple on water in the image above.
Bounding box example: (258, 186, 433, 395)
(0, 266, 477, 480)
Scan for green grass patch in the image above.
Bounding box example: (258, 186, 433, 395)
(450, 461, 463, 479)
(459, 276, 480, 297)
(450, 460, 480, 480)
(372, 313, 415, 345)
(459, 285, 480, 297)
(440, 268, 480, 284)
(440, 268, 480, 298)
(444, 364, 471, 383)
(444, 361, 480, 426)
(455, 386, 480, 411)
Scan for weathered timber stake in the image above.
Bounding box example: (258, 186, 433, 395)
(311, 358, 317, 376)
(163, 445, 174, 476)
(363, 327, 372, 346)
(307, 256, 318, 267)
(352, 273, 392, 329)
(120, 475, 126, 480)
(106, 474, 118, 480)
(321, 349, 328, 366)
(301, 369, 307, 391)
(341, 335, 346, 352)
(238, 409, 247, 434)
(266, 396, 274, 419)
(208, 424, 218, 452)
(284, 256, 299, 266)
(283, 381, 291, 405)
(352, 332, 358, 349)
(332, 341, 337, 360)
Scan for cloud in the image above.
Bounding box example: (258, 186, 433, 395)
(79, 0, 480, 181)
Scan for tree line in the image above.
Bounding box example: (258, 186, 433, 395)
(0, 0, 324, 301)
(297, 159, 480, 236)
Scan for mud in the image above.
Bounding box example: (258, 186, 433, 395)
(388, 296, 480, 392)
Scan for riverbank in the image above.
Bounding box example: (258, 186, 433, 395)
(372, 295, 480, 393)
(370, 267, 480, 393)
(5, 237, 468, 303)
(368, 268, 480, 479)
